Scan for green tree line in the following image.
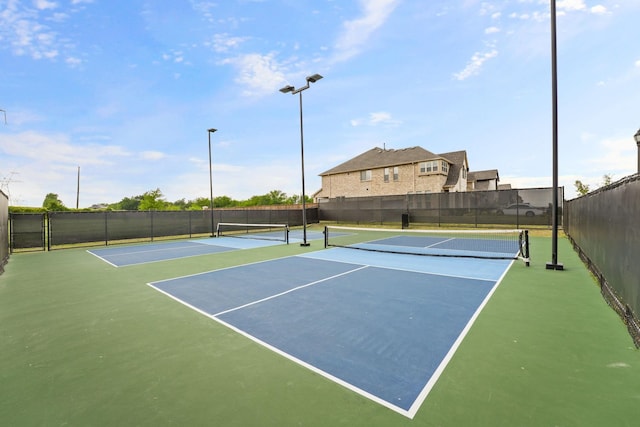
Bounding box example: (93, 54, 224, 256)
(10, 189, 312, 213)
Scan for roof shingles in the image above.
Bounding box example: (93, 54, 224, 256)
(320, 146, 439, 175)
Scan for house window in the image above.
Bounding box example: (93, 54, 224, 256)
(393, 167, 399, 181)
(419, 161, 439, 173)
(441, 161, 449, 173)
(360, 170, 372, 181)
(384, 168, 390, 182)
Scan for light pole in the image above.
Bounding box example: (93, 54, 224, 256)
(280, 73, 323, 247)
(208, 128, 217, 237)
(634, 128, 640, 174)
(546, 0, 563, 271)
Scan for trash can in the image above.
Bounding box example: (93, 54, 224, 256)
(401, 213, 409, 229)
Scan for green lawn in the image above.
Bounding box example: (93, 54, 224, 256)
(1, 229, 638, 426)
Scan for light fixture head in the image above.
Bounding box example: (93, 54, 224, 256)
(279, 85, 295, 93)
(635, 128, 640, 145)
(208, 128, 217, 133)
(306, 74, 323, 83)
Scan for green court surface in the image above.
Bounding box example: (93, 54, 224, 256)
(1, 227, 638, 426)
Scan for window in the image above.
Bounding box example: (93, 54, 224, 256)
(419, 161, 439, 173)
(393, 167, 399, 181)
(360, 170, 372, 181)
(384, 168, 390, 182)
(441, 161, 449, 173)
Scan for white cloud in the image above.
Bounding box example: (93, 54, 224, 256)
(587, 136, 636, 172)
(0, 0, 88, 62)
(211, 33, 249, 53)
(635, 59, 640, 68)
(66, 56, 83, 67)
(140, 151, 167, 161)
(34, 0, 58, 10)
(557, 0, 587, 12)
(350, 111, 401, 127)
(221, 53, 287, 96)
(0, 131, 131, 166)
(333, 0, 400, 62)
(590, 5, 608, 15)
(453, 48, 498, 81)
(485, 26, 500, 34)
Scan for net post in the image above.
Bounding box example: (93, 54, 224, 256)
(323, 226, 328, 248)
(524, 230, 530, 266)
(285, 225, 290, 244)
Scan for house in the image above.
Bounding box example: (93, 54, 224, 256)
(467, 169, 500, 191)
(314, 146, 470, 199)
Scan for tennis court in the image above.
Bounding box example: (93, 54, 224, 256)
(87, 223, 289, 267)
(148, 229, 519, 417)
(2, 225, 639, 427)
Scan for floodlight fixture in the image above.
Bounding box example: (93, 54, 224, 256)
(306, 74, 323, 83)
(279, 85, 295, 94)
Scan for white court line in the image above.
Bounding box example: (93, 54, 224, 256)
(406, 259, 515, 418)
(212, 265, 368, 317)
(299, 248, 500, 283)
(147, 252, 517, 418)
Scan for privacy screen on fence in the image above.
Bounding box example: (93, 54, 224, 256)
(564, 174, 640, 346)
(0, 191, 8, 274)
(46, 209, 312, 249)
(9, 213, 45, 251)
(318, 188, 562, 228)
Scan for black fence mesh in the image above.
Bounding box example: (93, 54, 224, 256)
(9, 213, 45, 251)
(0, 191, 8, 273)
(10, 206, 315, 251)
(564, 174, 640, 346)
(318, 188, 562, 228)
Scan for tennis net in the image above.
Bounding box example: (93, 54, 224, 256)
(216, 222, 289, 243)
(323, 225, 530, 265)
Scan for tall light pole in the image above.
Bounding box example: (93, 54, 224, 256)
(208, 128, 217, 237)
(546, 0, 563, 271)
(634, 128, 640, 173)
(280, 73, 323, 247)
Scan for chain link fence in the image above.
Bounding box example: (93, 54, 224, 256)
(0, 190, 8, 274)
(564, 174, 640, 346)
(10, 206, 318, 251)
(318, 188, 561, 228)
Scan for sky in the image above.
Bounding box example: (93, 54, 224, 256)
(1, 0, 639, 208)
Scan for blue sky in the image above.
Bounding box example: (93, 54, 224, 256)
(1, 0, 639, 207)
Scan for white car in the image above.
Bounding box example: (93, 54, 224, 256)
(497, 203, 546, 217)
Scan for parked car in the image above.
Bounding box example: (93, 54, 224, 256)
(497, 203, 546, 217)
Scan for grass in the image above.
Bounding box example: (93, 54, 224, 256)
(1, 226, 638, 426)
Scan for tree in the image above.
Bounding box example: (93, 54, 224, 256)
(213, 195, 237, 208)
(42, 193, 68, 211)
(574, 180, 590, 196)
(138, 188, 166, 210)
(601, 174, 612, 187)
(266, 190, 287, 205)
(110, 196, 141, 210)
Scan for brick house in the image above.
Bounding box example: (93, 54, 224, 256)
(467, 169, 500, 191)
(314, 146, 471, 200)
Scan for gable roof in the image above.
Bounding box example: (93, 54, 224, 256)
(319, 146, 438, 175)
(438, 150, 468, 187)
(468, 169, 499, 182)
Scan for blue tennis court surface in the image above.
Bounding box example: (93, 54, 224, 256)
(87, 237, 282, 267)
(148, 248, 515, 418)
